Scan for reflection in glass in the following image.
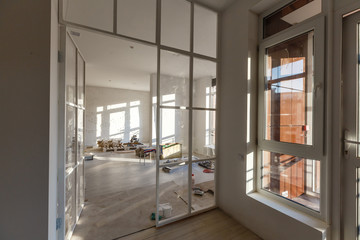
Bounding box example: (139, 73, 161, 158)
(262, 151, 320, 211)
(161, 0, 191, 51)
(193, 58, 217, 109)
(263, 0, 321, 38)
(265, 31, 314, 145)
(194, 5, 217, 58)
(160, 51, 190, 107)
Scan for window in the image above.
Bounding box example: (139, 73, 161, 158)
(263, 0, 321, 39)
(257, 16, 325, 215)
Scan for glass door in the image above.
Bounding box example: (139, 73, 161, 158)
(57, 26, 86, 240)
(342, 10, 360, 240)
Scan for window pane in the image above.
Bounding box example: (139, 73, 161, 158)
(193, 58, 217, 109)
(194, 5, 217, 58)
(65, 172, 76, 238)
(63, 0, 113, 32)
(66, 106, 77, 172)
(191, 159, 215, 213)
(77, 53, 85, 108)
(160, 50, 190, 107)
(265, 31, 314, 145)
(66, 34, 77, 105)
(263, 0, 321, 38)
(161, 0, 191, 51)
(160, 109, 188, 154)
(262, 151, 320, 211)
(77, 109, 84, 164)
(76, 162, 84, 218)
(117, 0, 156, 42)
(193, 110, 216, 160)
(159, 108, 189, 221)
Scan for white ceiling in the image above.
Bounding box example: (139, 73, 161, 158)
(67, 0, 218, 92)
(70, 28, 216, 91)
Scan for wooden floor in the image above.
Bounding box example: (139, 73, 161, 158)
(118, 209, 262, 240)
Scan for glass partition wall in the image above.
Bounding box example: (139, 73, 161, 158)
(60, 0, 218, 232)
(63, 33, 86, 239)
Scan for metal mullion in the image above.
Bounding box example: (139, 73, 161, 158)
(160, 105, 189, 110)
(113, 0, 117, 34)
(155, 0, 161, 227)
(61, 20, 157, 48)
(159, 44, 217, 62)
(192, 157, 216, 163)
(214, 9, 221, 208)
(192, 107, 216, 111)
(188, 1, 194, 215)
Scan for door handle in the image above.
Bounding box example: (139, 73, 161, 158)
(343, 129, 359, 159)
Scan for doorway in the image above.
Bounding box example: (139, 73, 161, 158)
(58, 0, 219, 238)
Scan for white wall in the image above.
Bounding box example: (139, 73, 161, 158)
(218, 1, 324, 239)
(85, 86, 151, 146)
(0, 1, 53, 239)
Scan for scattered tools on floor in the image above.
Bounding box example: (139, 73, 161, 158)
(203, 169, 214, 173)
(198, 160, 215, 170)
(174, 191, 195, 211)
(192, 187, 215, 196)
(194, 189, 204, 196)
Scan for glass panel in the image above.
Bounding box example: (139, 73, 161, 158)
(191, 160, 215, 212)
(262, 151, 320, 211)
(159, 163, 189, 221)
(161, 0, 191, 51)
(76, 162, 84, 218)
(263, 0, 321, 38)
(192, 110, 216, 160)
(66, 34, 77, 105)
(265, 31, 314, 145)
(77, 53, 85, 108)
(160, 109, 188, 159)
(158, 108, 189, 221)
(193, 58, 217, 109)
(194, 5, 217, 58)
(160, 50, 190, 107)
(65, 172, 76, 239)
(66, 106, 77, 172)
(77, 109, 84, 164)
(63, 0, 113, 32)
(117, 0, 156, 42)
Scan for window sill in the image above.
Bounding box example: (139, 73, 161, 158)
(247, 192, 328, 233)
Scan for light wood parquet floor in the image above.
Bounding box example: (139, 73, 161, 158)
(118, 209, 262, 240)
